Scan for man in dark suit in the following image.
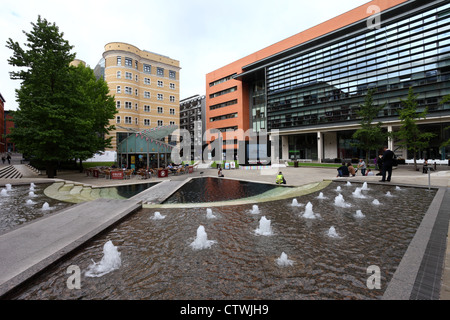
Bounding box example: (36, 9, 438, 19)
(380, 146, 394, 182)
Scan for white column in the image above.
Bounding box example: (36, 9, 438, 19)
(317, 131, 323, 163)
(388, 126, 394, 151)
(282, 136, 289, 161)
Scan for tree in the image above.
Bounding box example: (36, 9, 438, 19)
(6, 16, 116, 177)
(395, 87, 436, 171)
(351, 89, 388, 166)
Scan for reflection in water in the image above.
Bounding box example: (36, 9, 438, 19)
(0, 184, 73, 233)
(164, 177, 281, 204)
(9, 182, 436, 300)
(116, 182, 159, 198)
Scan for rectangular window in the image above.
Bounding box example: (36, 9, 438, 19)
(170, 83, 176, 89)
(125, 102, 132, 109)
(158, 120, 164, 126)
(125, 72, 132, 80)
(125, 87, 132, 95)
(170, 121, 175, 125)
(170, 108, 175, 115)
(125, 57, 132, 67)
(116, 101, 121, 109)
(169, 70, 176, 79)
(144, 119, 150, 126)
(116, 86, 121, 94)
(170, 96, 176, 102)
(144, 91, 151, 99)
(144, 78, 151, 85)
(117, 56, 121, 66)
(135, 117, 138, 125)
(209, 86, 237, 99)
(143, 64, 151, 74)
(116, 116, 121, 123)
(144, 105, 150, 112)
(125, 116, 132, 124)
(157, 80, 164, 87)
(116, 71, 121, 78)
(157, 93, 164, 100)
(209, 73, 236, 87)
(157, 107, 164, 114)
(157, 67, 164, 77)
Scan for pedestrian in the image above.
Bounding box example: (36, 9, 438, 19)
(357, 159, 367, 176)
(376, 154, 383, 176)
(347, 162, 356, 176)
(276, 172, 286, 184)
(336, 162, 349, 177)
(380, 146, 394, 182)
(1, 154, 5, 164)
(218, 167, 224, 177)
(6, 154, 11, 165)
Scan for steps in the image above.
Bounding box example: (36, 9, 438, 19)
(0, 166, 23, 179)
(43, 182, 127, 204)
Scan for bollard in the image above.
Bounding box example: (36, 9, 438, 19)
(428, 166, 431, 190)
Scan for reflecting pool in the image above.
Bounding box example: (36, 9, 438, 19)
(9, 182, 436, 300)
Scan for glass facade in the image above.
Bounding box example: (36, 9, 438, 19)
(262, 2, 450, 130)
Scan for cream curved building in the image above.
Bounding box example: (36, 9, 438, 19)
(96, 42, 181, 150)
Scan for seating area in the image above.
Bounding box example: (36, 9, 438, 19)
(84, 162, 200, 180)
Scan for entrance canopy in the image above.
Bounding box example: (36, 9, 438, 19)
(117, 125, 178, 154)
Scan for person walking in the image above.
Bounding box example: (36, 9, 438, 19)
(6, 153, 11, 165)
(1, 154, 5, 165)
(380, 146, 394, 182)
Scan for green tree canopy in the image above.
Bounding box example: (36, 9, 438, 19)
(351, 89, 388, 164)
(395, 87, 436, 170)
(6, 16, 116, 177)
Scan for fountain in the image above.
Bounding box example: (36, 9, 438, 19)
(327, 226, 339, 238)
(255, 216, 273, 236)
(302, 202, 317, 219)
(334, 194, 352, 208)
(316, 192, 327, 199)
(291, 199, 303, 207)
(352, 187, 367, 199)
(42, 202, 51, 211)
(151, 212, 166, 220)
(85, 240, 121, 278)
(5, 184, 12, 191)
(354, 210, 365, 218)
(361, 182, 369, 190)
(336, 186, 342, 192)
(1, 189, 7, 196)
(206, 208, 216, 219)
(372, 199, 381, 205)
(29, 191, 36, 197)
(26, 199, 35, 205)
(250, 204, 260, 215)
(190, 226, 217, 250)
(276, 252, 294, 267)
(30, 183, 36, 188)
(346, 181, 352, 187)
(396, 186, 401, 191)
(385, 191, 393, 197)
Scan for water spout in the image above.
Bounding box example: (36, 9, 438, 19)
(302, 202, 317, 219)
(5, 184, 12, 191)
(346, 181, 352, 187)
(361, 182, 369, 190)
(255, 216, 273, 236)
(250, 205, 260, 215)
(336, 186, 342, 192)
(85, 240, 121, 277)
(396, 186, 401, 191)
(190, 226, 217, 250)
(354, 210, 365, 218)
(28, 191, 36, 197)
(316, 192, 327, 199)
(385, 191, 393, 197)
(334, 194, 352, 208)
(291, 199, 304, 207)
(372, 199, 381, 205)
(42, 202, 51, 210)
(26, 199, 35, 205)
(327, 226, 339, 238)
(276, 252, 294, 267)
(1, 189, 7, 196)
(206, 208, 216, 219)
(151, 212, 166, 220)
(352, 187, 367, 199)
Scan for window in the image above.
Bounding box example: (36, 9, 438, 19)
(157, 93, 164, 100)
(116, 116, 121, 123)
(157, 107, 164, 114)
(144, 119, 150, 126)
(170, 95, 176, 102)
(135, 75, 138, 82)
(116, 86, 121, 94)
(209, 73, 236, 87)
(157, 67, 164, 77)
(209, 86, 237, 99)
(158, 120, 164, 126)
(135, 89, 138, 96)
(135, 60, 138, 69)
(144, 91, 151, 99)
(170, 83, 176, 90)
(125, 87, 132, 94)
(125, 116, 132, 124)
(117, 56, 121, 66)
(170, 121, 175, 125)
(125, 57, 132, 67)
(143, 64, 151, 73)
(125, 102, 132, 109)
(157, 80, 164, 87)
(169, 70, 176, 79)
(135, 103, 138, 110)
(116, 101, 121, 109)
(144, 105, 150, 112)
(144, 78, 151, 85)
(125, 72, 132, 80)
(135, 117, 138, 125)
(116, 71, 121, 78)
(170, 108, 175, 115)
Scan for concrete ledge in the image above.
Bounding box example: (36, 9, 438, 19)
(382, 187, 446, 300)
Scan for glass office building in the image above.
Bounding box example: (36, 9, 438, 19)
(234, 0, 450, 162)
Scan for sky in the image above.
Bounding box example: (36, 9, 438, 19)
(1, 0, 369, 111)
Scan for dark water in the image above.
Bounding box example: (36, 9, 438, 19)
(116, 182, 159, 198)
(0, 183, 74, 234)
(164, 177, 282, 203)
(9, 182, 437, 300)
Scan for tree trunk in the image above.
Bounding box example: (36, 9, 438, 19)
(413, 152, 417, 171)
(79, 159, 84, 173)
(46, 161, 57, 178)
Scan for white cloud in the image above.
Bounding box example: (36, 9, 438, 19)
(1, 0, 368, 110)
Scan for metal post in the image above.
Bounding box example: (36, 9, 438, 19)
(428, 167, 431, 190)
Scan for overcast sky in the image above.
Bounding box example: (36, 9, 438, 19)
(1, 0, 369, 111)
